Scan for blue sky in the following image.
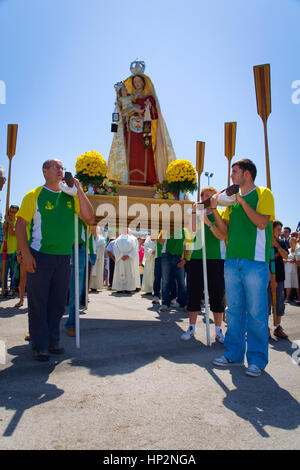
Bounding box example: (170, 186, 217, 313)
(0, 0, 299, 229)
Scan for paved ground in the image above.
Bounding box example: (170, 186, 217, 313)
(0, 289, 300, 450)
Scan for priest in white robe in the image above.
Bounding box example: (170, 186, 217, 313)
(90, 231, 106, 291)
(112, 232, 139, 292)
(142, 235, 156, 294)
(128, 231, 141, 290)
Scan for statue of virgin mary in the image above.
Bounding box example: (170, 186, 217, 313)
(107, 60, 176, 186)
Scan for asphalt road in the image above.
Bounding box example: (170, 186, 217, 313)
(0, 290, 300, 450)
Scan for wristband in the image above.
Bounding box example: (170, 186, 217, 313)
(208, 223, 215, 229)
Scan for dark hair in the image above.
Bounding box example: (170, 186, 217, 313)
(273, 220, 283, 229)
(132, 74, 146, 90)
(232, 159, 257, 181)
(10, 204, 19, 211)
(284, 227, 291, 233)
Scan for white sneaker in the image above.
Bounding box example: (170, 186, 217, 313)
(181, 327, 195, 341)
(171, 299, 179, 308)
(212, 355, 243, 367)
(152, 296, 160, 305)
(159, 304, 170, 312)
(215, 330, 225, 344)
(245, 364, 262, 377)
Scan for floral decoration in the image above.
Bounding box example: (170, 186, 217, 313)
(75, 151, 107, 189)
(93, 179, 119, 196)
(153, 185, 176, 200)
(164, 159, 198, 196)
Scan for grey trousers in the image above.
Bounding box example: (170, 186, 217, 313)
(26, 249, 71, 352)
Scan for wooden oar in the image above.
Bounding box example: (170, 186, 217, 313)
(224, 122, 237, 187)
(196, 141, 205, 202)
(1, 124, 18, 296)
(253, 64, 276, 325)
(253, 64, 272, 188)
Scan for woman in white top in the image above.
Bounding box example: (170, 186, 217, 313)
(284, 237, 300, 301)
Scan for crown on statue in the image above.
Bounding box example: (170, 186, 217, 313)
(130, 60, 146, 75)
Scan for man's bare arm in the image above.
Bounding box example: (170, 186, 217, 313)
(236, 194, 270, 230)
(74, 179, 95, 225)
(15, 217, 36, 273)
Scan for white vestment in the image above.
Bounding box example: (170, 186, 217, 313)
(142, 237, 156, 294)
(113, 235, 138, 291)
(129, 234, 141, 288)
(91, 236, 106, 290)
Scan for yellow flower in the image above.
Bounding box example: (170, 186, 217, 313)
(166, 159, 197, 184)
(75, 151, 107, 178)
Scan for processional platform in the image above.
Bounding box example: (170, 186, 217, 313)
(87, 184, 194, 232)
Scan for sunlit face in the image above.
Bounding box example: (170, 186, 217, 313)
(231, 165, 246, 186)
(273, 225, 282, 239)
(133, 76, 144, 92)
(43, 160, 64, 182)
(283, 228, 291, 239)
(9, 207, 18, 219)
(290, 239, 297, 250)
(201, 190, 216, 203)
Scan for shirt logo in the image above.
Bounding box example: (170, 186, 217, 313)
(67, 201, 72, 209)
(45, 201, 54, 210)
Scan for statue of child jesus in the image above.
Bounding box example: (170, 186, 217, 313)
(118, 85, 142, 118)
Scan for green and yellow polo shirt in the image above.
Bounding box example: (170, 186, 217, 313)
(223, 186, 275, 262)
(161, 229, 186, 257)
(187, 210, 226, 260)
(17, 186, 80, 255)
(0, 220, 17, 254)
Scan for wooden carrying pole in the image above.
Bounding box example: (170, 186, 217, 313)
(196, 141, 205, 201)
(253, 64, 276, 325)
(253, 64, 272, 189)
(1, 124, 18, 296)
(224, 122, 237, 187)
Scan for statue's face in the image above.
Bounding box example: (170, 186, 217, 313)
(133, 76, 144, 91)
(120, 87, 127, 97)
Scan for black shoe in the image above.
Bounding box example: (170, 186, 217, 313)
(33, 351, 50, 362)
(48, 346, 65, 355)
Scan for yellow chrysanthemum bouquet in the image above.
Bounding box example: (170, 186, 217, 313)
(164, 159, 197, 198)
(75, 151, 108, 190)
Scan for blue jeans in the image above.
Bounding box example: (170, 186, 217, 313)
(153, 257, 177, 299)
(0, 253, 18, 289)
(224, 258, 269, 369)
(161, 253, 187, 307)
(65, 245, 86, 329)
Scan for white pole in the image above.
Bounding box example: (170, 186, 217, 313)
(200, 205, 210, 346)
(85, 226, 89, 310)
(74, 214, 80, 349)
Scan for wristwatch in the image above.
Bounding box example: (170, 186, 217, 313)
(208, 223, 215, 229)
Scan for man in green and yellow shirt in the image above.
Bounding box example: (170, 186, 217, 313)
(16, 159, 94, 361)
(212, 159, 275, 377)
